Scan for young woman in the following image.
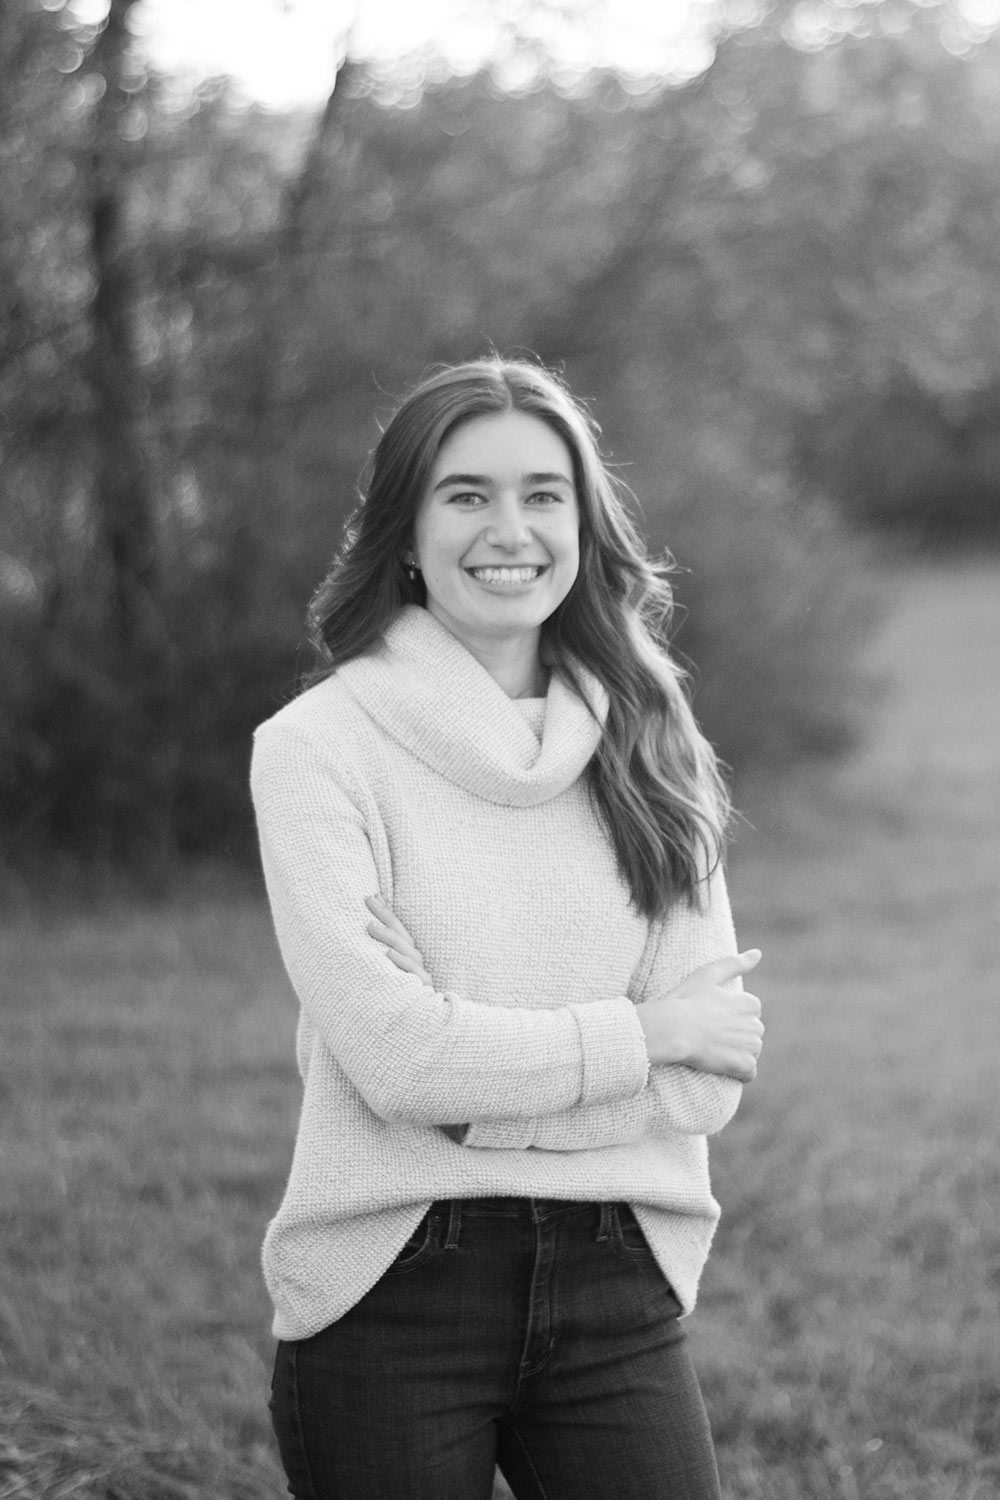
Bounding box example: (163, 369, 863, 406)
(251, 357, 764, 1500)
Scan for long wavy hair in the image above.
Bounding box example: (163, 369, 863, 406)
(308, 357, 731, 919)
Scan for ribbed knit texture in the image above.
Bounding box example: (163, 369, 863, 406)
(251, 605, 744, 1340)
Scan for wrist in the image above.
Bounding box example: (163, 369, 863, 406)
(636, 1004, 689, 1067)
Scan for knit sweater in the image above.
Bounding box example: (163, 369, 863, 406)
(251, 604, 745, 1341)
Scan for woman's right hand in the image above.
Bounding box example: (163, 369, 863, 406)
(636, 951, 764, 1081)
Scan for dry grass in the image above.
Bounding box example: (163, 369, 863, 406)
(2, 560, 998, 1498)
(0, 886, 294, 1498)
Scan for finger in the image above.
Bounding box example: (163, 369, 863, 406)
(366, 916, 398, 945)
(725, 1059, 756, 1082)
(366, 896, 420, 949)
(366, 894, 404, 931)
(366, 919, 422, 961)
(704, 949, 762, 985)
(387, 952, 433, 988)
(688, 951, 761, 988)
(732, 1016, 764, 1041)
(385, 948, 426, 977)
(366, 894, 406, 929)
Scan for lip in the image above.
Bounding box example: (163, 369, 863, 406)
(464, 565, 549, 590)
(464, 564, 549, 575)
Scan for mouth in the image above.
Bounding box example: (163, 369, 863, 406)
(465, 565, 547, 586)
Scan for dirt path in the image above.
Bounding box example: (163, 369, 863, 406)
(697, 559, 1000, 1498)
(857, 558, 1000, 811)
(733, 556, 1000, 940)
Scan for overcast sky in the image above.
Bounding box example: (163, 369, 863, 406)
(132, 0, 723, 108)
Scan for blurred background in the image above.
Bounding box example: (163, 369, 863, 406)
(4, 0, 1000, 874)
(2, 1, 998, 1496)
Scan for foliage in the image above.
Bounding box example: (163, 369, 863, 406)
(2, 0, 998, 865)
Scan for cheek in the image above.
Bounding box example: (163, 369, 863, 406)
(557, 521, 581, 571)
(414, 519, 457, 574)
(561, 534, 582, 595)
(538, 511, 578, 553)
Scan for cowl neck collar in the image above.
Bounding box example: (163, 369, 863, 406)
(337, 606, 607, 806)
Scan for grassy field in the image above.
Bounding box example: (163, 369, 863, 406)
(2, 559, 998, 1499)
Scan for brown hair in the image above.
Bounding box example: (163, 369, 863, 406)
(308, 357, 730, 917)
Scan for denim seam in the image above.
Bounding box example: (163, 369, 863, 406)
(289, 1341, 319, 1500)
(503, 1423, 553, 1500)
(512, 1217, 557, 1401)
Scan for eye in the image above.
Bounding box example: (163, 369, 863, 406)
(525, 491, 563, 506)
(446, 492, 488, 507)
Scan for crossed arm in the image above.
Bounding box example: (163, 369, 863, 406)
(365, 869, 764, 1150)
(253, 719, 762, 1140)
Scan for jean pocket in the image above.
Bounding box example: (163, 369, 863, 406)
(611, 1203, 657, 1261)
(385, 1209, 440, 1275)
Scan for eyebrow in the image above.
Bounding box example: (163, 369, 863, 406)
(432, 471, 574, 492)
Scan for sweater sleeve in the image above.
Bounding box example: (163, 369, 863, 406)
(460, 861, 744, 1148)
(251, 719, 650, 1127)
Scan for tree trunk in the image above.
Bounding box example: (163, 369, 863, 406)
(250, 52, 360, 479)
(85, 0, 174, 865)
(87, 0, 161, 653)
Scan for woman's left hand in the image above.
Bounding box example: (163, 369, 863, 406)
(365, 895, 434, 987)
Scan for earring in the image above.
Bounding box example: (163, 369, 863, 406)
(403, 553, 420, 582)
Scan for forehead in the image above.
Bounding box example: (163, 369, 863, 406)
(430, 411, 575, 481)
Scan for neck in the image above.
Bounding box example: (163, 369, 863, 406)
(456, 630, 548, 699)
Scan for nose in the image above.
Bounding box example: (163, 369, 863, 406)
(484, 494, 532, 551)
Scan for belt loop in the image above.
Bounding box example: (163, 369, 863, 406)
(597, 1202, 613, 1242)
(444, 1199, 462, 1250)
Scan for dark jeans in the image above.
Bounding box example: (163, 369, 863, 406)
(269, 1197, 722, 1500)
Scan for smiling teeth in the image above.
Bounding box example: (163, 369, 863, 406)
(470, 567, 542, 583)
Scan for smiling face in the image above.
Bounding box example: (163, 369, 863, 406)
(411, 410, 581, 683)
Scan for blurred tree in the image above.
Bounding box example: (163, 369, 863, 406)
(4, 0, 998, 872)
(87, 0, 160, 649)
(669, 9, 1000, 534)
(82, 0, 180, 861)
